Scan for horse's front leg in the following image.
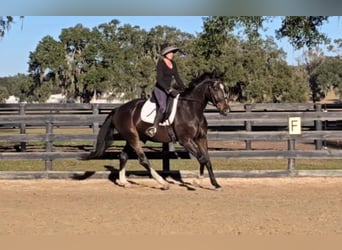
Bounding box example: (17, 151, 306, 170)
(181, 138, 221, 190)
(203, 158, 221, 190)
(195, 155, 221, 190)
(197, 163, 205, 185)
(197, 137, 221, 190)
(179, 139, 204, 186)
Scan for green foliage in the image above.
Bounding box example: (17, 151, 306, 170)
(23, 20, 198, 103)
(195, 17, 309, 103)
(309, 56, 342, 100)
(197, 16, 269, 59)
(0, 85, 9, 102)
(1, 16, 339, 104)
(276, 16, 330, 49)
(0, 74, 33, 103)
(0, 16, 22, 37)
(0, 77, 12, 102)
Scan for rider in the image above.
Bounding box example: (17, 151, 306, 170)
(145, 43, 186, 137)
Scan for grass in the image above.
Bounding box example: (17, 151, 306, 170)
(1, 158, 342, 172)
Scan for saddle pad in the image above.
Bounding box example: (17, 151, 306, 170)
(140, 95, 179, 126)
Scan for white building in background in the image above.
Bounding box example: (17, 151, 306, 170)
(4, 93, 124, 104)
(90, 93, 124, 103)
(45, 94, 67, 103)
(5, 95, 20, 103)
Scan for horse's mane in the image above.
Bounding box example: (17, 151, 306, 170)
(182, 72, 221, 95)
(188, 72, 213, 88)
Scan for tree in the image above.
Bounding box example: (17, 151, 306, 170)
(21, 16, 336, 103)
(199, 16, 330, 51)
(0, 85, 9, 103)
(25, 20, 196, 102)
(0, 76, 13, 102)
(196, 16, 268, 59)
(0, 74, 28, 103)
(231, 39, 309, 103)
(0, 16, 24, 38)
(1, 16, 17, 37)
(309, 56, 342, 101)
(0, 16, 12, 37)
(27, 35, 65, 102)
(276, 16, 330, 50)
(193, 16, 333, 103)
(112, 23, 151, 100)
(195, 17, 308, 103)
(58, 24, 95, 102)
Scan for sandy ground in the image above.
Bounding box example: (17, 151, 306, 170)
(0, 177, 342, 236)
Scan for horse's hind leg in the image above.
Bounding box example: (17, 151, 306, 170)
(130, 141, 169, 190)
(117, 144, 131, 187)
(138, 153, 170, 190)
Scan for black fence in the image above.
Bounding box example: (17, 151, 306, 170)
(1, 102, 342, 177)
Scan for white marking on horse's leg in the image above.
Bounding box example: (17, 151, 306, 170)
(149, 168, 169, 190)
(118, 167, 130, 187)
(193, 173, 204, 187)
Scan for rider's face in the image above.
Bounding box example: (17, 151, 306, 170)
(165, 52, 174, 60)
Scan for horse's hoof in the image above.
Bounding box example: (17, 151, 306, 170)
(214, 186, 222, 191)
(161, 184, 170, 190)
(117, 181, 131, 188)
(192, 179, 201, 187)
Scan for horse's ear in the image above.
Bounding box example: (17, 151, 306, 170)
(213, 71, 225, 81)
(190, 72, 212, 85)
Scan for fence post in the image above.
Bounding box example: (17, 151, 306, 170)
(92, 104, 99, 148)
(19, 103, 26, 152)
(45, 121, 53, 171)
(162, 143, 171, 172)
(314, 104, 322, 150)
(287, 139, 296, 172)
(322, 106, 328, 149)
(244, 104, 252, 150)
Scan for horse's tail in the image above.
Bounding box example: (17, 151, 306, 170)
(83, 109, 116, 160)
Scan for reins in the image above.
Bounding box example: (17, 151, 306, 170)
(208, 84, 218, 107)
(178, 96, 203, 103)
(178, 81, 218, 106)
(177, 80, 228, 111)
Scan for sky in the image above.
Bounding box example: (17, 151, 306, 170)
(0, 16, 341, 77)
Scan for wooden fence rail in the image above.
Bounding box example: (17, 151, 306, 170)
(1, 103, 342, 177)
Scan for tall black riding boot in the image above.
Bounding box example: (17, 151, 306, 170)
(145, 111, 164, 137)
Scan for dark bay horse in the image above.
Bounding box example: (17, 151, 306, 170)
(86, 78, 230, 190)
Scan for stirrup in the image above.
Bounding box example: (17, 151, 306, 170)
(145, 126, 157, 137)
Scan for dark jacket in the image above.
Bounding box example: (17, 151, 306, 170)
(156, 58, 185, 92)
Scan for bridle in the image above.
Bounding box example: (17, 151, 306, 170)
(208, 80, 229, 108)
(177, 80, 229, 113)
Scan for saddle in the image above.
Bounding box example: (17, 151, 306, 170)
(140, 95, 179, 126)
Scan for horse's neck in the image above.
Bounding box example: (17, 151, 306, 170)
(183, 84, 208, 111)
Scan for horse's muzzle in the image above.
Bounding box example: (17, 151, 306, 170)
(219, 109, 229, 116)
(217, 102, 230, 116)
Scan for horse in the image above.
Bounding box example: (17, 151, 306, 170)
(85, 77, 230, 190)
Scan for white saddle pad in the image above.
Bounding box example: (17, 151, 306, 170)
(140, 95, 179, 126)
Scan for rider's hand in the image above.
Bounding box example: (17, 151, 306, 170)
(178, 86, 185, 92)
(169, 89, 179, 97)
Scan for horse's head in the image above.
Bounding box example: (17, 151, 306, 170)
(208, 80, 230, 115)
